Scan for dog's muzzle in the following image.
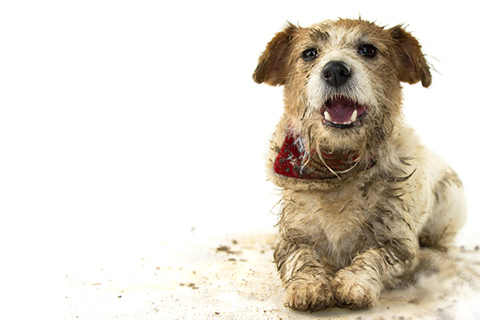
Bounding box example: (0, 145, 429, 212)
(322, 61, 351, 88)
(319, 61, 368, 129)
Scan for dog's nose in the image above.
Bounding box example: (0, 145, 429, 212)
(322, 61, 351, 87)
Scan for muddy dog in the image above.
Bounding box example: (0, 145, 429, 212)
(253, 19, 466, 311)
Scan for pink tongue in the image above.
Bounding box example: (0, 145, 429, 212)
(326, 98, 356, 123)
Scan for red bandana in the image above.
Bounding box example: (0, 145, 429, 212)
(273, 131, 373, 180)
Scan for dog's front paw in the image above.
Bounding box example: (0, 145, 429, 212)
(333, 269, 381, 310)
(284, 277, 335, 312)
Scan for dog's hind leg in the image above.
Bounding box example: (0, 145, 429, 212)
(419, 167, 467, 248)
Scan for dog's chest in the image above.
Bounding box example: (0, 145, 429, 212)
(318, 202, 374, 265)
(282, 187, 378, 266)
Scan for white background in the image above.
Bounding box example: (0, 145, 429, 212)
(1, 0, 479, 318)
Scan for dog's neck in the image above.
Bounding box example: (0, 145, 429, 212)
(273, 130, 375, 180)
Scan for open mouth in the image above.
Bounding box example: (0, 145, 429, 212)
(320, 97, 367, 129)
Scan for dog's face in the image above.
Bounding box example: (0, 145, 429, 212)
(254, 19, 431, 159)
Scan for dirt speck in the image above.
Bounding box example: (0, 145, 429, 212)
(216, 245, 241, 255)
(185, 282, 198, 290)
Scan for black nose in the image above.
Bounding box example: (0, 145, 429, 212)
(321, 61, 351, 87)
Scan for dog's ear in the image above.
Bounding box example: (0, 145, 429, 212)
(253, 23, 299, 86)
(389, 26, 432, 88)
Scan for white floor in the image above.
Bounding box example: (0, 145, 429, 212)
(64, 230, 480, 320)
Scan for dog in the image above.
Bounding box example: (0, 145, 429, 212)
(253, 19, 467, 311)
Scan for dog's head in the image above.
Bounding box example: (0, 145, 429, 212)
(254, 19, 431, 163)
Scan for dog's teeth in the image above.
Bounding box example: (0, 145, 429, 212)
(324, 111, 332, 122)
(350, 109, 358, 122)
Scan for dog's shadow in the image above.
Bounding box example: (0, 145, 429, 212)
(380, 246, 480, 317)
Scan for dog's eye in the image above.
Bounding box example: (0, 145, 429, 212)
(358, 44, 377, 58)
(302, 48, 319, 61)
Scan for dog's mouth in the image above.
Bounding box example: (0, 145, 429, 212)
(320, 97, 367, 129)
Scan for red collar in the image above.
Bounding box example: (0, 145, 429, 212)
(273, 131, 374, 180)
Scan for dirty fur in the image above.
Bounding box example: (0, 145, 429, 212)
(253, 19, 466, 311)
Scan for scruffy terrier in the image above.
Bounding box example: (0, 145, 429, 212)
(253, 19, 467, 311)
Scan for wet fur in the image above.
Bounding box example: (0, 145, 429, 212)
(254, 19, 466, 311)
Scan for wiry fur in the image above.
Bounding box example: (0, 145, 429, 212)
(253, 19, 466, 311)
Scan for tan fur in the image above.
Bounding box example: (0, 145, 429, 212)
(254, 19, 466, 311)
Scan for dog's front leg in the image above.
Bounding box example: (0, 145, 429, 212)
(333, 246, 414, 309)
(274, 240, 335, 311)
